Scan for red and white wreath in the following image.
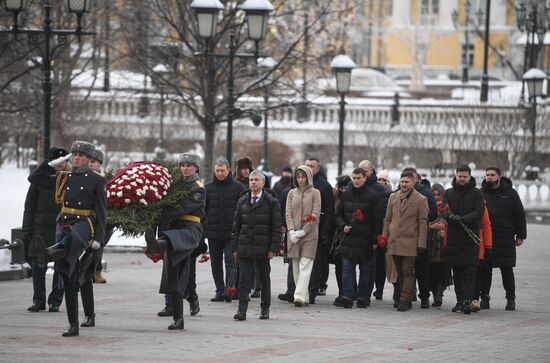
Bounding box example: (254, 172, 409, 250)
(107, 162, 172, 209)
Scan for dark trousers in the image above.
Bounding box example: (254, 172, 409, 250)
(334, 256, 343, 297)
(319, 242, 330, 290)
(185, 257, 198, 302)
(285, 262, 296, 295)
(30, 257, 64, 307)
(473, 259, 490, 300)
(238, 257, 270, 312)
(429, 262, 449, 299)
(80, 280, 95, 317)
(63, 271, 79, 327)
(480, 265, 515, 299)
(308, 239, 326, 298)
(373, 248, 386, 297)
(452, 265, 477, 302)
(94, 246, 104, 273)
(415, 252, 430, 300)
(208, 238, 234, 294)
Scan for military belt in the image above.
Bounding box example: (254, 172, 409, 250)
(61, 207, 94, 217)
(179, 215, 201, 223)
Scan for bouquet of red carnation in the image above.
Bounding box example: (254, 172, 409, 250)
(440, 204, 480, 246)
(331, 209, 365, 256)
(107, 162, 171, 209)
(301, 215, 317, 223)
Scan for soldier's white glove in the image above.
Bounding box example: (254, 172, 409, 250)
(48, 154, 71, 167)
(90, 240, 101, 250)
(295, 230, 306, 238)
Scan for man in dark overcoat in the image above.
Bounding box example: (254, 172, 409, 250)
(22, 147, 68, 313)
(481, 166, 526, 311)
(28, 141, 107, 337)
(444, 164, 485, 315)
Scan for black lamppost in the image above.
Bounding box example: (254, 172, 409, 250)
(523, 67, 547, 174)
(152, 63, 169, 160)
(516, 1, 550, 103)
(331, 54, 355, 176)
(0, 0, 94, 160)
(257, 56, 276, 173)
(452, 0, 483, 83)
(190, 0, 274, 166)
(479, 0, 491, 103)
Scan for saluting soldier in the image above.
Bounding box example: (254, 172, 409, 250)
(28, 141, 107, 337)
(145, 153, 206, 331)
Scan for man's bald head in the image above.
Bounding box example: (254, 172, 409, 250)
(359, 160, 374, 177)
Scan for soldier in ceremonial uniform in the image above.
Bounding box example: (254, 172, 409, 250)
(145, 153, 206, 330)
(28, 141, 107, 337)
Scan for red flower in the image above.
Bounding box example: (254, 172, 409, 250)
(198, 254, 210, 263)
(352, 209, 365, 222)
(226, 287, 237, 296)
(300, 215, 317, 223)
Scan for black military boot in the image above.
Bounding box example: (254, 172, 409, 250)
(505, 296, 516, 311)
(62, 291, 79, 337)
(168, 293, 184, 330)
(452, 301, 463, 313)
(80, 282, 95, 327)
(463, 300, 473, 314)
(189, 299, 200, 316)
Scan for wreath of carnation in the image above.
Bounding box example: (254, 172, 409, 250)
(105, 161, 187, 237)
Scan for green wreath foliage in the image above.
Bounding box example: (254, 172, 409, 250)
(105, 161, 187, 237)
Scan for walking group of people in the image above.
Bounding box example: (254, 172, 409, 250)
(22, 141, 527, 335)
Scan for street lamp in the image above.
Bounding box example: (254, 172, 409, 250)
(452, 0, 483, 83)
(191, 0, 274, 166)
(152, 63, 169, 160)
(257, 56, 276, 173)
(523, 67, 547, 175)
(0, 0, 94, 160)
(516, 1, 550, 103)
(331, 54, 355, 176)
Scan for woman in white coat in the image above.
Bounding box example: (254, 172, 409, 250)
(285, 165, 321, 306)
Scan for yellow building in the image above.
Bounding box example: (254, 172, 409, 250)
(355, 0, 533, 80)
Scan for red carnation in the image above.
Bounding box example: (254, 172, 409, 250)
(352, 209, 365, 221)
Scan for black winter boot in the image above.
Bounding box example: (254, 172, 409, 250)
(480, 294, 490, 310)
(189, 299, 200, 316)
(505, 296, 516, 311)
(168, 293, 184, 330)
(463, 300, 472, 314)
(62, 291, 79, 337)
(452, 301, 463, 313)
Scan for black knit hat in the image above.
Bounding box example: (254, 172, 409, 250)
(48, 147, 69, 161)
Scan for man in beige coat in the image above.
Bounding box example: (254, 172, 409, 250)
(286, 166, 321, 306)
(382, 171, 428, 311)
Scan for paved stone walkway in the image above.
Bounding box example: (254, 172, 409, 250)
(1, 225, 549, 362)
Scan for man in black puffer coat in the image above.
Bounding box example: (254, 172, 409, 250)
(481, 166, 526, 311)
(444, 164, 485, 314)
(205, 158, 244, 302)
(231, 170, 282, 321)
(334, 168, 381, 308)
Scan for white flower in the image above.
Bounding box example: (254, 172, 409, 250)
(152, 181, 158, 186)
(136, 178, 143, 184)
(125, 198, 131, 204)
(130, 181, 137, 187)
(140, 199, 148, 206)
(117, 191, 123, 197)
(125, 185, 131, 190)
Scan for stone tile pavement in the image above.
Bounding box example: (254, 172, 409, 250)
(1, 225, 549, 362)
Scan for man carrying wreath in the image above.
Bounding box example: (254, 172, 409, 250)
(145, 153, 206, 330)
